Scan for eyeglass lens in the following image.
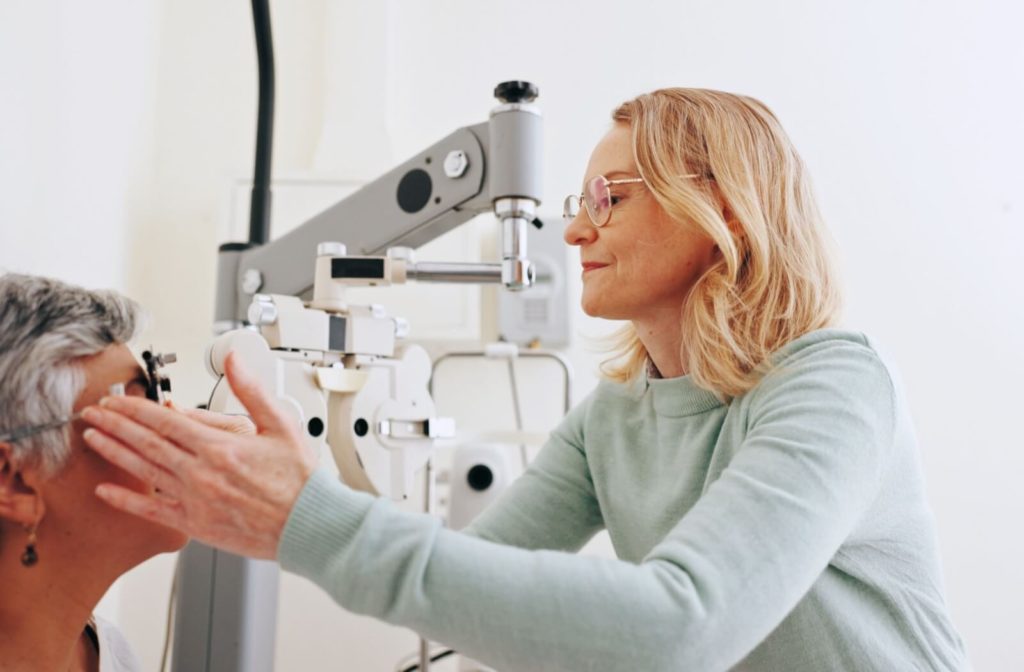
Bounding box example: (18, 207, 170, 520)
(583, 176, 611, 226)
(563, 176, 613, 226)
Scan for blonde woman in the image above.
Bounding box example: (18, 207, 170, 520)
(0, 274, 188, 672)
(83, 89, 969, 671)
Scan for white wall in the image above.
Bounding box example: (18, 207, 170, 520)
(3, 0, 1022, 669)
(0, 0, 159, 287)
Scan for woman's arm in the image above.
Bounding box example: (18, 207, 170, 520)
(83, 342, 897, 670)
(278, 342, 897, 671)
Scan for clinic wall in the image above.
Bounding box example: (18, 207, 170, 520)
(0, 0, 159, 289)
(4, 0, 1022, 669)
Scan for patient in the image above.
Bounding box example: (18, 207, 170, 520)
(0, 274, 188, 672)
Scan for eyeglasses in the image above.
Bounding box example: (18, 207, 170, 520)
(0, 350, 176, 444)
(563, 173, 701, 228)
(141, 350, 175, 405)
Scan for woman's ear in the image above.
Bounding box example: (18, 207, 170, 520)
(719, 205, 743, 238)
(710, 183, 744, 238)
(0, 443, 45, 527)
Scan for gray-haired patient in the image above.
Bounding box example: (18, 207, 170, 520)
(0, 273, 188, 672)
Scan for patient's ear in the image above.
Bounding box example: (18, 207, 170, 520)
(0, 443, 45, 527)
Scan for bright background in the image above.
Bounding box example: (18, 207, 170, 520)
(1, 0, 1021, 669)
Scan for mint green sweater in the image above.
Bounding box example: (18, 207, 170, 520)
(279, 329, 969, 671)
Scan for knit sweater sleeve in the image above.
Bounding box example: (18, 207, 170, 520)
(460, 399, 605, 551)
(277, 340, 896, 671)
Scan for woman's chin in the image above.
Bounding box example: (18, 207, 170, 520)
(581, 297, 629, 321)
(580, 292, 606, 318)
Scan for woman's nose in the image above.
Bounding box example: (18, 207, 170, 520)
(563, 211, 597, 246)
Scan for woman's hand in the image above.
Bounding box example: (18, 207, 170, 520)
(175, 405, 257, 436)
(80, 351, 317, 560)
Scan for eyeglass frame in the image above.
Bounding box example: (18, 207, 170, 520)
(563, 173, 703, 228)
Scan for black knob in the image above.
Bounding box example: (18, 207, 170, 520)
(466, 464, 494, 492)
(494, 81, 538, 104)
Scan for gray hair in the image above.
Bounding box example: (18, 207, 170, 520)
(0, 274, 143, 476)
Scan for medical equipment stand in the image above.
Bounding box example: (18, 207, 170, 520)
(172, 76, 544, 671)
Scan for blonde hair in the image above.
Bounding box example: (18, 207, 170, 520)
(602, 88, 842, 399)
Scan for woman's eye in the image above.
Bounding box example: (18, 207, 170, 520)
(610, 195, 623, 206)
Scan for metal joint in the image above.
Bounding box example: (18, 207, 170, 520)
(444, 151, 469, 178)
(241, 269, 264, 295)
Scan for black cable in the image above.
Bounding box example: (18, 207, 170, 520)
(249, 0, 275, 245)
(399, 649, 456, 672)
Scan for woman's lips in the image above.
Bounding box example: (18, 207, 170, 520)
(582, 262, 608, 274)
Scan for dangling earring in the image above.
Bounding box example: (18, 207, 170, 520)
(21, 524, 38, 567)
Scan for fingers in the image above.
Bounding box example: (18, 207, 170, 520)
(223, 351, 292, 436)
(81, 406, 195, 472)
(180, 407, 257, 436)
(95, 396, 220, 451)
(82, 428, 183, 498)
(95, 483, 186, 532)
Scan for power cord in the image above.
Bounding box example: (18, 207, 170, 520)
(159, 549, 181, 671)
(394, 648, 456, 672)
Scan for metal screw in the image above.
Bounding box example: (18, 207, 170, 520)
(444, 150, 469, 178)
(241, 269, 263, 295)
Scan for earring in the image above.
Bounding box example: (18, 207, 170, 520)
(21, 524, 38, 567)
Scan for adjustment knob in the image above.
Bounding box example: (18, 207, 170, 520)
(387, 246, 415, 262)
(494, 80, 538, 104)
(247, 295, 279, 326)
(317, 242, 347, 257)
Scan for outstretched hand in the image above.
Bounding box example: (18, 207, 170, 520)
(177, 405, 257, 436)
(81, 351, 317, 560)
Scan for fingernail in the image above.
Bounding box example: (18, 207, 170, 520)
(98, 397, 112, 407)
(83, 428, 97, 442)
(95, 485, 110, 499)
(81, 407, 98, 421)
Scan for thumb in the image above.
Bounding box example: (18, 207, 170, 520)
(223, 350, 292, 436)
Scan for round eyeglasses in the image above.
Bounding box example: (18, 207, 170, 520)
(563, 173, 701, 227)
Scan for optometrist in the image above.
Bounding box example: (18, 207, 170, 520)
(81, 88, 970, 672)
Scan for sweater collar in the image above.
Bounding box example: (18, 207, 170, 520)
(643, 361, 724, 417)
